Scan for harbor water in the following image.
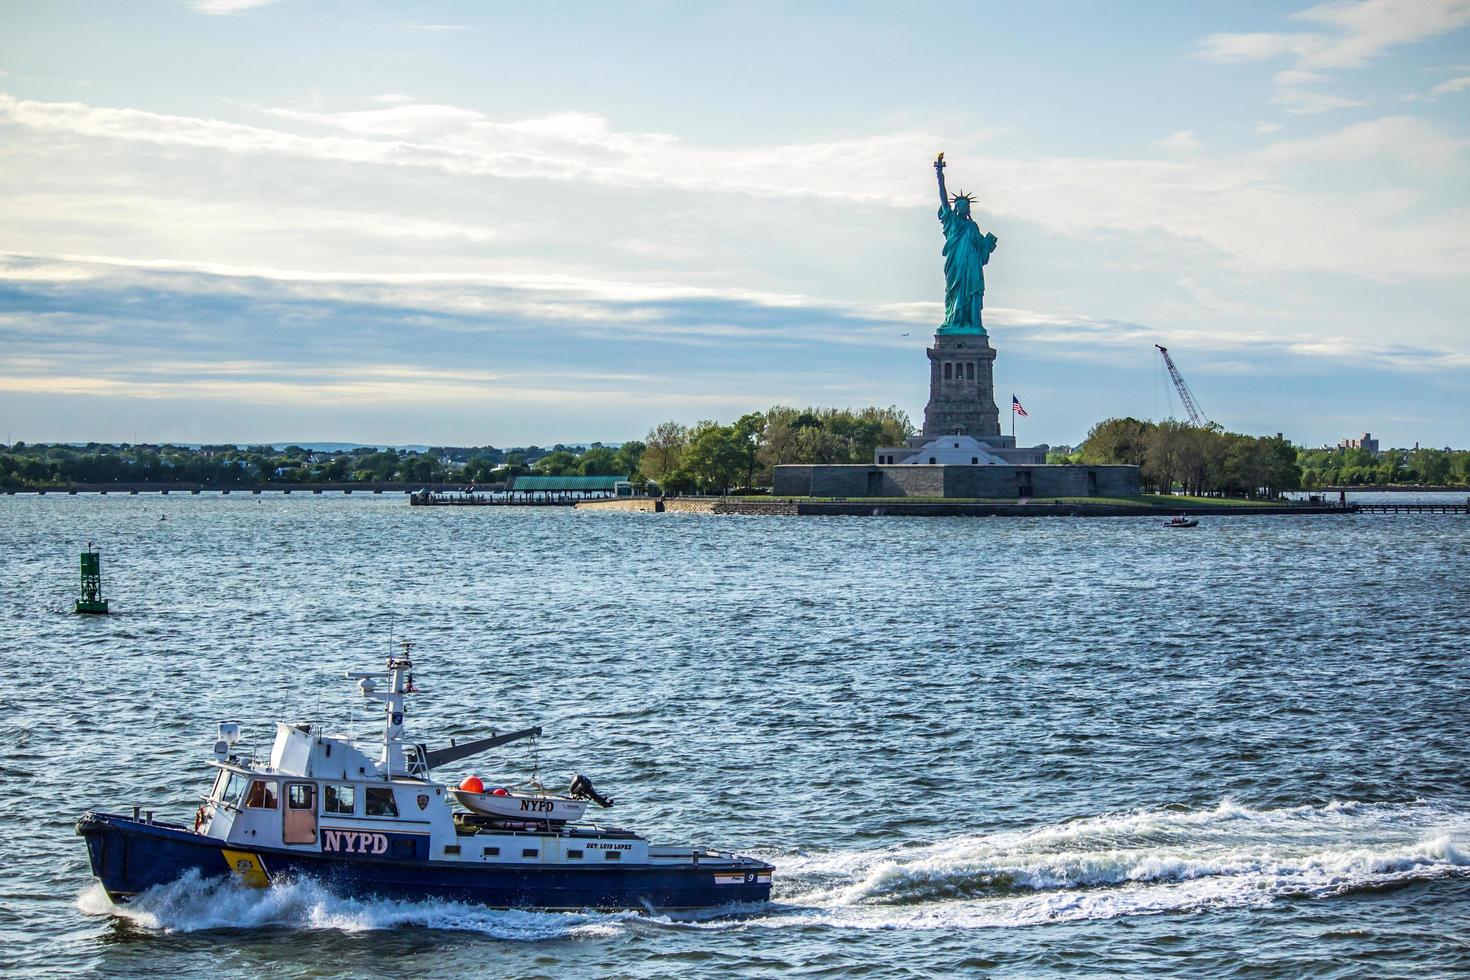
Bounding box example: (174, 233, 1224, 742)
(1, 496, 1466, 977)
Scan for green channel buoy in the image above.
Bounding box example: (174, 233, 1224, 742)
(76, 543, 109, 615)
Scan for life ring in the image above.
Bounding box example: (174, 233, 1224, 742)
(194, 806, 206, 832)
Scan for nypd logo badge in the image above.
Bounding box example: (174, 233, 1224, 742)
(417, 794, 429, 811)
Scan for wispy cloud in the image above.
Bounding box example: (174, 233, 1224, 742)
(2, 253, 1464, 443)
(1156, 130, 1202, 151)
(190, 0, 282, 14)
(3, 92, 1465, 280)
(1428, 74, 1470, 98)
(5, 254, 1465, 380)
(1270, 68, 1368, 113)
(1198, 0, 1470, 69)
(1197, 0, 1470, 112)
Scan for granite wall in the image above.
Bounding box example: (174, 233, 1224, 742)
(772, 464, 1140, 498)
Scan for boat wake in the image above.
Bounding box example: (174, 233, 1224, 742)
(78, 799, 1468, 938)
(77, 872, 638, 940)
(756, 798, 1469, 931)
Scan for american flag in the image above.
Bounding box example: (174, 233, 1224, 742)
(1012, 395, 1029, 417)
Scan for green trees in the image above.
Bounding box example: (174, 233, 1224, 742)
(633, 405, 912, 494)
(532, 451, 581, 475)
(1080, 419, 1304, 497)
(573, 446, 621, 475)
(613, 440, 645, 478)
(1296, 445, 1467, 488)
(639, 422, 688, 485)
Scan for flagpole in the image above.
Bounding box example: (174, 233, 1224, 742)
(1011, 395, 1015, 441)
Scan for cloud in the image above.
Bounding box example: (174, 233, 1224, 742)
(1273, 88, 1367, 113)
(3, 254, 1464, 444)
(1198, 0, 1470, 69)
(1255, 121, 1285, 134)
(1156, 130, 1202, 151)
(190, 0, 282, 13)
(1253, 114, 1468, 169)
(1428, 75, 1470, 97)
(1269, 68, 1370, 113)
(4, 254, 1465, 379)
(1196, 0, 1470, 111)
(3, 91, 1466, 281)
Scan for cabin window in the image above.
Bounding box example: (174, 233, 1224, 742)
(244, 780, 278, 809)
(365, 787, 399, 817)
(522, 848, 539, 858)
(223, 772, 249, 807)
(482, 846, 500, 857)
(444, 845, 461, 855)
(604, 851, 621, 861)
(325, 784, 356, 815)
(972, 457, 979, 464)
(287, 784, 313, 809)
(567, 849, 583, 859)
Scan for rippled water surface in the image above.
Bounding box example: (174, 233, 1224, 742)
(2, 496, 1466, 977)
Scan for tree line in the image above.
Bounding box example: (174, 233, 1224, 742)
(1072, 419, 1302, 497)
(6, 420, 1463, 493)
(1295, 445, 1470, 488)
(0, 441, 639, 489)
(634, 406, 911, 494)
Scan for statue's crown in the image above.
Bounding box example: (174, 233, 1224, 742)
(950, 191, 976, 204)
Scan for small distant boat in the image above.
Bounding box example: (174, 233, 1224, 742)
(1164, 516, 1198, 528)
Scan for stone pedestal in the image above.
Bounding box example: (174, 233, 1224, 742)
(922, 332, 1000, 438)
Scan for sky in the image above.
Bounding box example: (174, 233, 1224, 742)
(1, 0, 1468, 449)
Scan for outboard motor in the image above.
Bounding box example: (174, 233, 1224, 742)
(568, 774, 614, 808)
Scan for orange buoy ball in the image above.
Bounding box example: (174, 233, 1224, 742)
(459, 775, 484, 794)
(491, 787, 509, 796)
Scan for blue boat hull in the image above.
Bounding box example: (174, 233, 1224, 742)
(77, 811, 772, 912)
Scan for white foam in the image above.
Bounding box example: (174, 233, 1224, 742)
(76, 799, 1470, 938)
(763, 798, 1470, 931)
(77, 871, 640, 940)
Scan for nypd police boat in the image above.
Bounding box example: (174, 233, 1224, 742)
(76, 648, 773, 911)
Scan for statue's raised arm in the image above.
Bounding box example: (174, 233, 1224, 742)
(934, 152, 950, 212)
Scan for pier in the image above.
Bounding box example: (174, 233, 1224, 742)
(2, 481, 497, 496)
(1353, 501, 1467, 514)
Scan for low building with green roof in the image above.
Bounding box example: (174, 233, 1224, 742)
(507, 474, 633, 498)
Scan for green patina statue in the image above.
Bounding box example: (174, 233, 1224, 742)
(934, 152, 998, 335)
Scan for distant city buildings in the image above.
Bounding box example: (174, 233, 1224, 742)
(1338, 433, 1379, 453)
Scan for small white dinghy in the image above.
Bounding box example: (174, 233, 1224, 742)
(450, 785, 588, 823)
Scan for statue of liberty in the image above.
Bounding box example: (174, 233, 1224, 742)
(934, 153, 998, 335)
